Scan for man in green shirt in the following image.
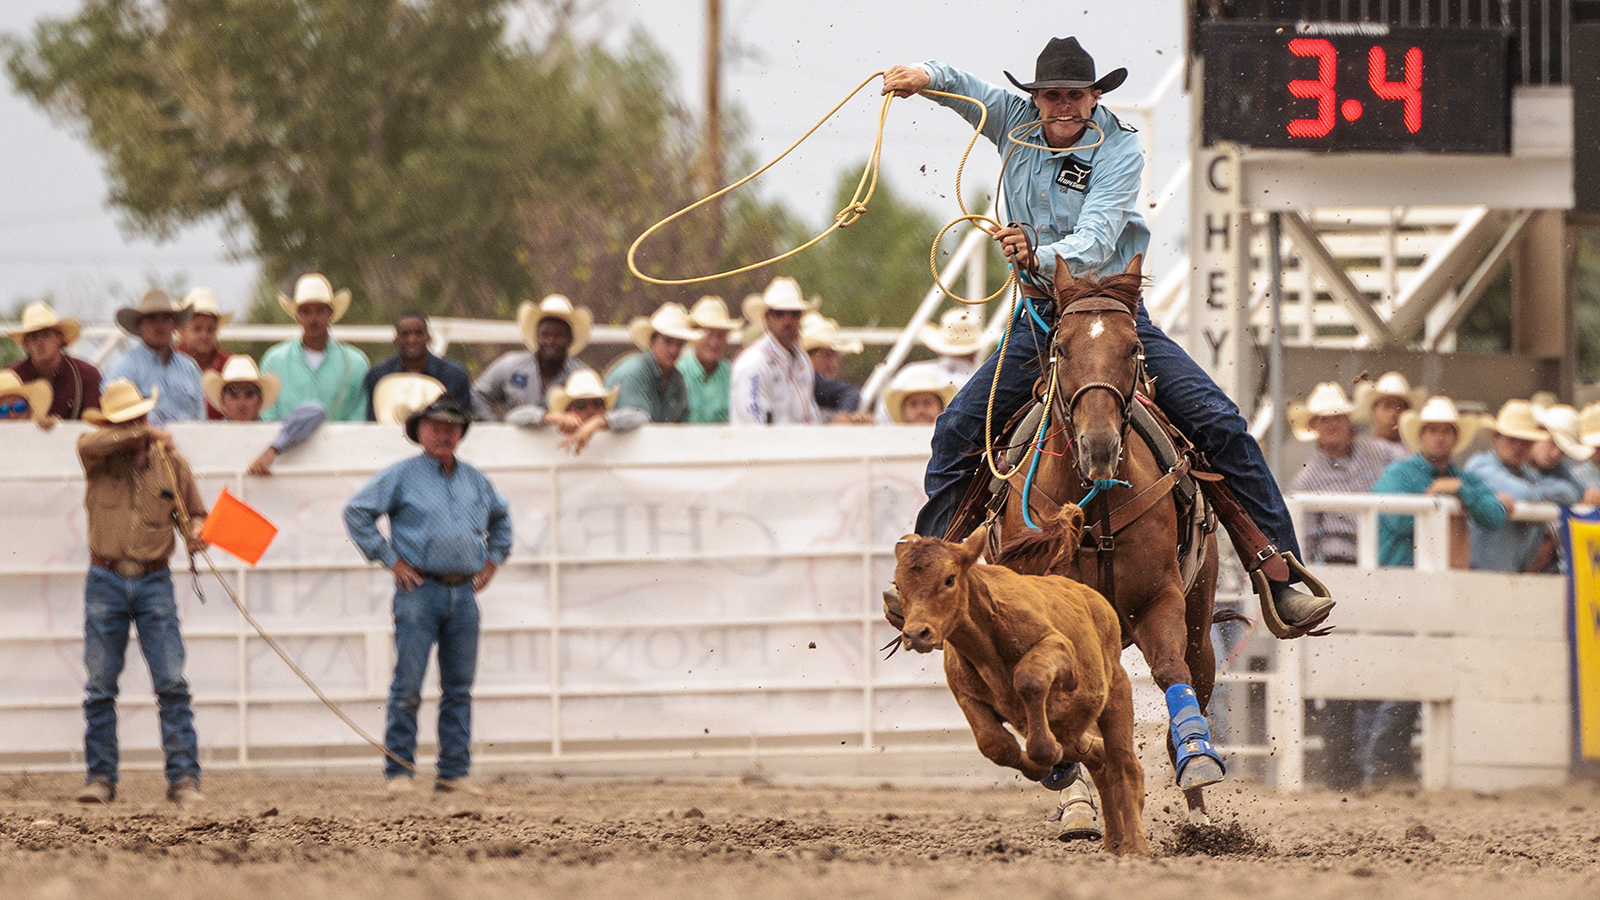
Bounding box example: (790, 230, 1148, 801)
(677, 296, 740, 423)
(606, 302, 703, 423)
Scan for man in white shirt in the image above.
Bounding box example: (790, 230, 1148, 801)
(729, 277, 821, 425)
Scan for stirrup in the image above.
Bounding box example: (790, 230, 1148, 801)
(1249, 551, 1335, 639)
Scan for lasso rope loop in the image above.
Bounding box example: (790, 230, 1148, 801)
(1006, 117, 1105, 154)
(1080, 478, 1132, 508)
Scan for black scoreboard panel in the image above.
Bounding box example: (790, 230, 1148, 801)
(1200, 21, 1511, 154)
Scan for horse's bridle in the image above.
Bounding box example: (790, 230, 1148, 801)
(1051, 296, 1146, 482)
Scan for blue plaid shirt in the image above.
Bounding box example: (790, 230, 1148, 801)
(343, 453, 512, 575)
(103, 342, 205, 426)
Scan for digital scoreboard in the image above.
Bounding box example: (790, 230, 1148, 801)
(1200, 21, 1511, 154)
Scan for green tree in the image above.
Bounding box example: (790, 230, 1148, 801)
(4, 0, 792, 334)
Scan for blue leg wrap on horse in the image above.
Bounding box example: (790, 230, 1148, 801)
(1165, 683, 1224, 774)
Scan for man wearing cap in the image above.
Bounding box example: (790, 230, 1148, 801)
(873, 307, 982, 424)
(104, 289, 206, 426)
(606, 302, 703, 423)
(472, 294, 594, 423)
(678, 297, 741, 424)
(8, 301, 100, 421)
(512, 369, 648, 455)
(342, 395, 512, 793)
(74, 379, 208, 806)
(175, 288, 233, 419)
(1372, 396, 1505, 568)
(260, 274, 370, 421)
(802, 313, 867, 419)
(1287, 383, 1409, 566)
(882, 38, 1333, 634)
(729, 277, 822, 425)
(363, 312, 472, 420)
(0, 370, 55, 428)
(204, 356, 327, 476)
(1463, 400, 1580, 573)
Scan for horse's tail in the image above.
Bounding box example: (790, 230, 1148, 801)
(995, 505, 1086, 577)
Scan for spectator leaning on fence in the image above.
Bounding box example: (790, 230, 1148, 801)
(1288, 382, 1409, 565)
(363, 312, 472, 420)
(74, 380, 208, 807)
(678, 296, 741, 424)
(874, 307, 983, 424)
(1353, 371, 1425, 449)
(514, 368, 648, 455)
(1463, 399, 1578, 573)
(1577, 404, 1600, 490)
(7, 302, 100, 422)
(729, 277, 821, 425)
(342, 395, 512, 795)
(1531, 404, 1600, 501)
(0, 370, 54, 429)
(471, 294, 593, 422)
(175, 288, 233, 419)
(607, 302, 703, 423)
(104, 289, 206, 426)
(260, 274, 370, 422)
(203, 355, 327, 477)
(1372, 395, 1505, 568)
(801, 312, 866, 419)
(882, 368, 960, 426)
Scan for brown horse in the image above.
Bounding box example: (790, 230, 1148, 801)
(995, 256, 1226, 823)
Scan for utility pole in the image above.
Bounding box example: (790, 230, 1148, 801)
(703, 0, 724, 238)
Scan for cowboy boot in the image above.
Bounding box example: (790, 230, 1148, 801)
(1251, 552, 1336, 638)
(1045, 764, 1103, 841)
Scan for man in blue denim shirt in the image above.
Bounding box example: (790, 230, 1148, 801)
(343, 395, 512, 793)
(880, 37, 1331, 630)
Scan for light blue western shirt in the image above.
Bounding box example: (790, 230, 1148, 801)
(343, 454, 513, 575)
(1462, 450, 1579, 572)
(104, 343, 205, 426)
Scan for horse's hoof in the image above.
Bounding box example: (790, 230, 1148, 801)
(1055, 801, 1104, 842)
(1186, 806, 1212, 826)
(1176, 754, 1225, 791)
(1040, 762, 1077, 791)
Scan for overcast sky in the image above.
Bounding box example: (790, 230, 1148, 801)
(0, 0, 1187, 324)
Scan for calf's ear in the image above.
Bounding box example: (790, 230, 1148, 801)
(894, 534, 918, 561)
(959, 525, 988, 565)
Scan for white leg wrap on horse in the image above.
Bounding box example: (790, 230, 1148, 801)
(1052, 766, 1103, 841)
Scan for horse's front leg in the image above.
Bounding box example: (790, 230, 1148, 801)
(1132, 590, 1225, 798)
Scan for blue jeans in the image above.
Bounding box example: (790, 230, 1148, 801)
(916, 302, 1301, 559)
(384, 579, 480, 780)
(82, 564, 201, 787)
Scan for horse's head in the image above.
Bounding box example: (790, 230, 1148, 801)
(892, 527, 987, 653)
(1049, 255, 1146, 484)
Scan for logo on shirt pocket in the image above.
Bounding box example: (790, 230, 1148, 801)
(1056, 157, 1092, 193)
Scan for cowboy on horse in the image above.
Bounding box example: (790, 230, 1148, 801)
(880, 37, 1336, 822)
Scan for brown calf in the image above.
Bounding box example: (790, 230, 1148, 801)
(894, 507, 1148, 856)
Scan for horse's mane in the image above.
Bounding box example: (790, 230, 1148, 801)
(994, 506, 1085, 577)
(1054, 272, 1144, 310)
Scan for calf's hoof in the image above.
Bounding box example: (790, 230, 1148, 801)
(1039, 762, 1077, 791)
(1176, 753, 1225, 791)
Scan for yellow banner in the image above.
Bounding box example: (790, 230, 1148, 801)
(1567, 516, 1600, 763)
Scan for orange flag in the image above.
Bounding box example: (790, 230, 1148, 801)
(199, 486, 279, 566)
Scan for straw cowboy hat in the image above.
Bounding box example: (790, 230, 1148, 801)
(114, 289, 192, 335)
(202, 355, 281, 413)
(404, 394, 471, 444)
(801, 313, 863, 355)
(516, 294, 593, 356)
(920, 308, 984, 357)
(371, 372, 447, 426)
(8, 301, 80, 346)
(182, 287, 235, 327)
(1580, 403, 1600, 449)
(1534, 403, 1591, 460)
(1483, 399, 1548, 442)
(1398, 395, 1479, 456)
(883, 369, 961, 424)
(276, 273, 352, 323)
(1005, 36, 1127, 94)
(547, 369, 617, 414)
(1288, 382, 1358, 442)
(0, 370, 53, 424)
(1353, 371, 1427, 421)
(742, 277, 816, 324)
(628, 302, 704, 353)
(85, 379, 158, 425)
(687, 296, 742, 332)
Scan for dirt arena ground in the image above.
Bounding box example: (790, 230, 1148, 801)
(4, 769, 1600, 900)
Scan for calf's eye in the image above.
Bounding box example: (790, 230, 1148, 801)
(944, 575, 955, 587)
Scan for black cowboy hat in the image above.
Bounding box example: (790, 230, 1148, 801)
(405, 395, 472, 443)
(1005, 36, 1127, 94)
